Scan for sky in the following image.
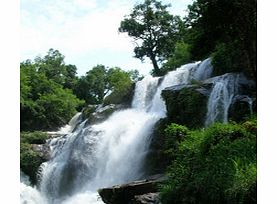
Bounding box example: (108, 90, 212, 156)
(21, 0, 193, 76)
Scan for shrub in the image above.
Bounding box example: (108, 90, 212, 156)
(20, 143, 46, 184)
(160, 42, 191, 75)
(160, 122, 256, 204)
(212, 41, 245, 76)
(164, 123, 189, 159)
(20, 131, 48, 144)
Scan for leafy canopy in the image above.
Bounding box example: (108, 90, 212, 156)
(74, 65, 136, 106)
(20, 49, 84, 131)
(119, 0, 182, 76)
(184, 0, 257, 79)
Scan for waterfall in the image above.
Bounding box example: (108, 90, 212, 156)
(205, 73, 240, 126)
(20, 59, 213, 204)
(192, 58, 213, 81)
(20, 171, 47, 204)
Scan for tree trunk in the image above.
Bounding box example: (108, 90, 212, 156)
(149, 52, 160, 76)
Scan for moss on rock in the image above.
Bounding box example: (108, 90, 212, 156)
(162, 84, 208, 129)
(20, 143, 46, 184)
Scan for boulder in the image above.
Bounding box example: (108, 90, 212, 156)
(132, 193, 161, 204)
(84, 104, 126, 126)
(103, 83, 136, 106)
(98, 174, 166, 204)
(162, 84, 209, 129)
(32, 144, 51, 161)
(229, 95, 255, 122)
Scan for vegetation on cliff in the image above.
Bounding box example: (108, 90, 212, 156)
(20, 49, 138, 131)
(160, 119, 257, 204)
(119, 0, 256, 79)
(20, 131, 49, 184)
(20, 1, 257, 201)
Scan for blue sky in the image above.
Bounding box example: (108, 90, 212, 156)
(21, 0, 193, 76)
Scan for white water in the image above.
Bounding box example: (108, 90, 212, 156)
(20, 60, 213, 204)
(192, 58, 213, 81)
(205, 73, 240, 126)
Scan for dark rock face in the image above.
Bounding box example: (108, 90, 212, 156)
(144, 118, 170, 176)
(133, 193, 161, 204)
(162, 84, 209, 129)
(229, 95, 255, 122)
(32, 144, 51, 161)
(84, 104, 126, 126)
(162, 74, 256, 129)
(103, 83, 136, 106)
(98, 174, 166, 204)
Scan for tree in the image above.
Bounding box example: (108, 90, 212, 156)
(104, 68, 134, 105)
(34, 48, 79, 87)
(20, 58, 84, 131)
(74, 65, 136, 105)
(160, 41, 191, 74)
(119, 0, 182, 76)
(64, 64, 78, 90)
(74, 65, 107, 105)
(35, 49, 67, 85)
(184, 0, 257, 79)
(127, 69, 144, 82)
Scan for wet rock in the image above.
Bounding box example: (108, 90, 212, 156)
(32, 144, 51, 160)
(98, 174, 166, 204)
(132, 193, 161, 204)
(85, 104, 126, 126)
(229, 95, 255, 122)
(162, 84, 209, 128)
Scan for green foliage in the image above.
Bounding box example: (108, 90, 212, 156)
(20, 143, 45, 184)
(20, 50, 84, 131)
(36, 88, 84, 129)
(160, 122, 257, 204)
(241, 117, 257, 135)
(127, 69, 144, 82)
(226, 159, 257, 203)
(160, 42, 191, 74)
(162, 85, 207, 129)
(119, 0, 182, 76)
(20, 131, 48, 144)
(21, 49, 137, 130)
(74, 65, 135, 106)
(163, 123, 189, 159)
(74, 65, 107, 105)
(104, 68, 134, 105)
(183, 0, 256, 79)
(34, 49, 78, 88)
(212, 42, 245, 76)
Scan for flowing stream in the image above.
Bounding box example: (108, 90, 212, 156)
(204, 73, 253, 127)
(21, 60, 214, 204)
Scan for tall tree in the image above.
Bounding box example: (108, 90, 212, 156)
(20, 53, 84, 131)
(74, 65, 107, 105)
(184, 0, 257, 79)
(74, 65, 135, 105)
(119, 0, 182, 76)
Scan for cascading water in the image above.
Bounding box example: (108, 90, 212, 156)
(205, 73, 241, 126)
(192, 58, 213, 81)
(20, 59, 213, 204)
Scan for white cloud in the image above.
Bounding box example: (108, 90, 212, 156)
(21, 0, 192, 75)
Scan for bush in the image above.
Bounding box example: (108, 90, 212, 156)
(160, 42, 191, 75)
(162, 85, 207, 129)
(103, 68, 135, 106)
(20, 131, 48, 144)
(160, 122, 256, 204)
(212, 41, 245, 77)
(20, 143, 46, 184)
(164, 123, 189, 159)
